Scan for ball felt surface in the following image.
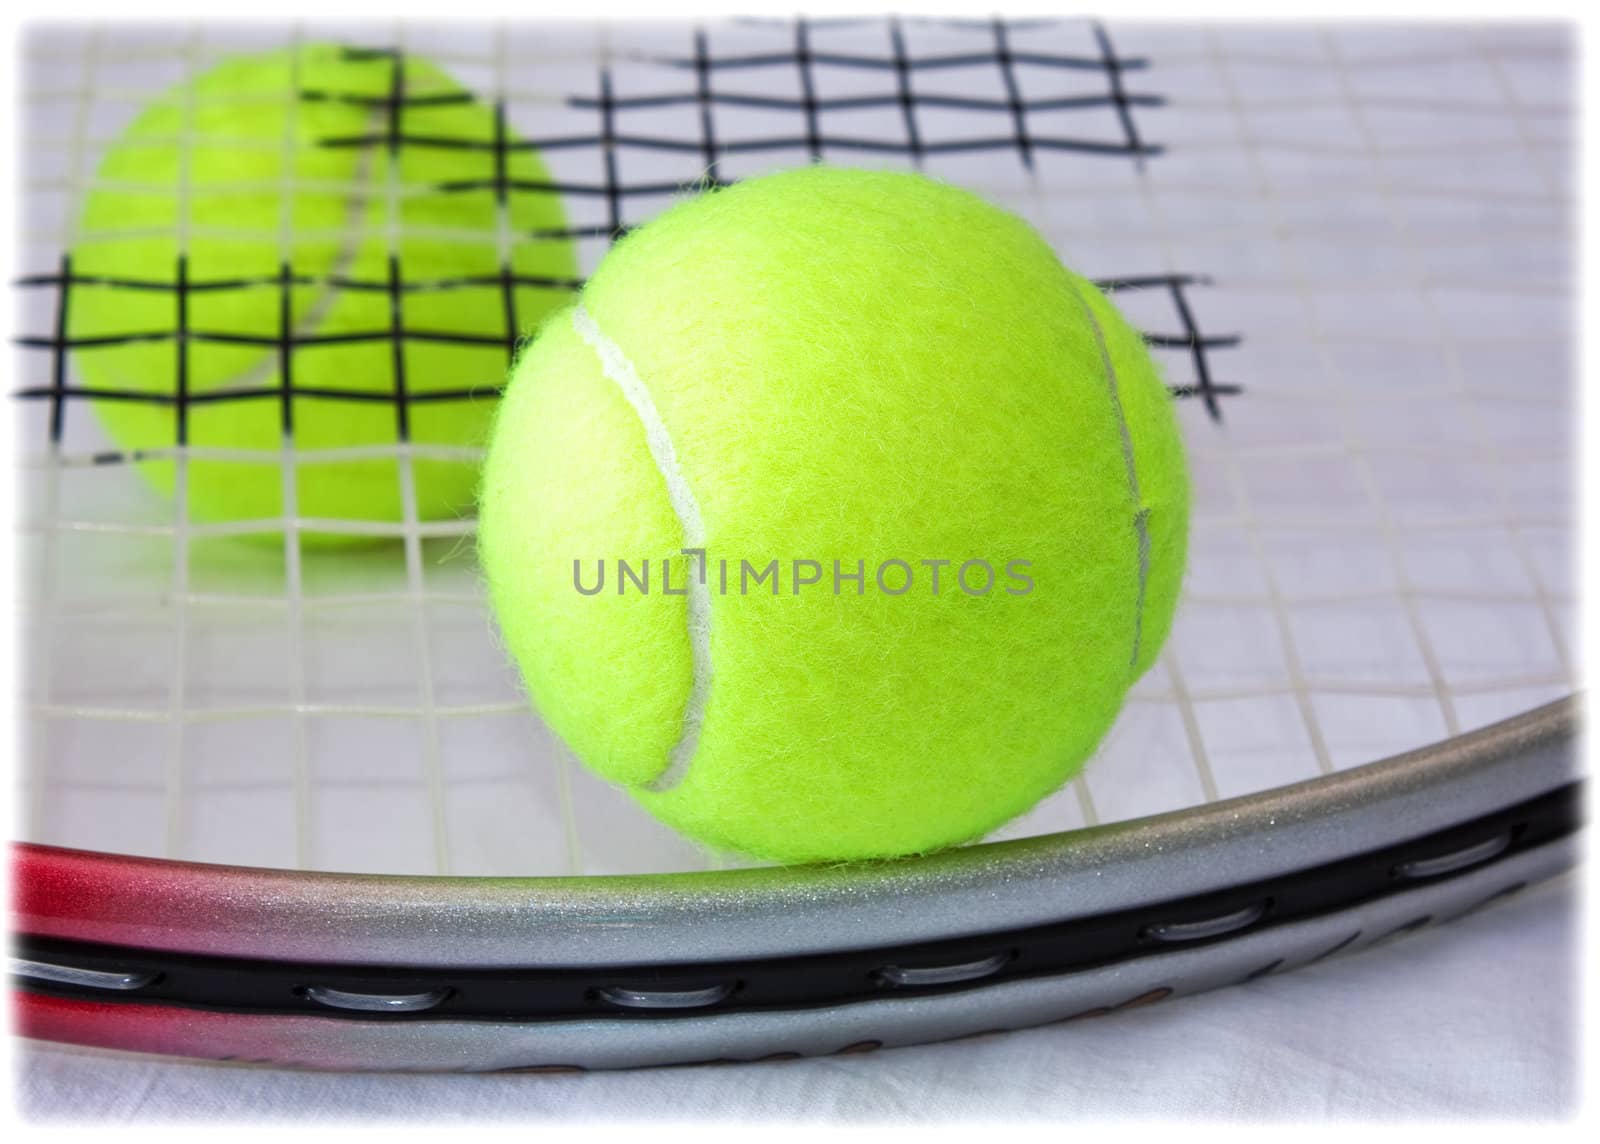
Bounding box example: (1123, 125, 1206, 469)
(68, 43, 575, 536)
(479, 165, 1189, 864)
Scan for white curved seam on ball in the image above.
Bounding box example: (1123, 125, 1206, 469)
(572, 303, 711, 794)
(231, 104, 385, 400)
(1064, 280, 1151, 668)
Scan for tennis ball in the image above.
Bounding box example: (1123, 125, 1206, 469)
(67, 43, 576, 538)
(480, 165, 1189, 864)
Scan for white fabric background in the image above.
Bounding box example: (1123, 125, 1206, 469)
(17, 870, 1579, 1121)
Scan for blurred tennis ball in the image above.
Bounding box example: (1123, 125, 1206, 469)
(480, 165, 1190, 864)
(68, 43, 577, 540)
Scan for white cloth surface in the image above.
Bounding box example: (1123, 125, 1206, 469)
(16, 870, 1578, 1122)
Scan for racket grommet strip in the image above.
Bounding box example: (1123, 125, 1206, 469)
(10, 958, 156, 993)
(595, 983, 733, 1010)
(1391, 832, 1513, 881)
(301, 985, 450, 1013)
(1141, 901, 1267, 943)
(872, 951, 1012, 988)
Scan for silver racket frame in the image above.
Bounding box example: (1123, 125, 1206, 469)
(13, 696, 1583, 1070)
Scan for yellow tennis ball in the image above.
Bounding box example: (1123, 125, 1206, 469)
(68, 43, 576, 539)
(480, 165, 1190, 864)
